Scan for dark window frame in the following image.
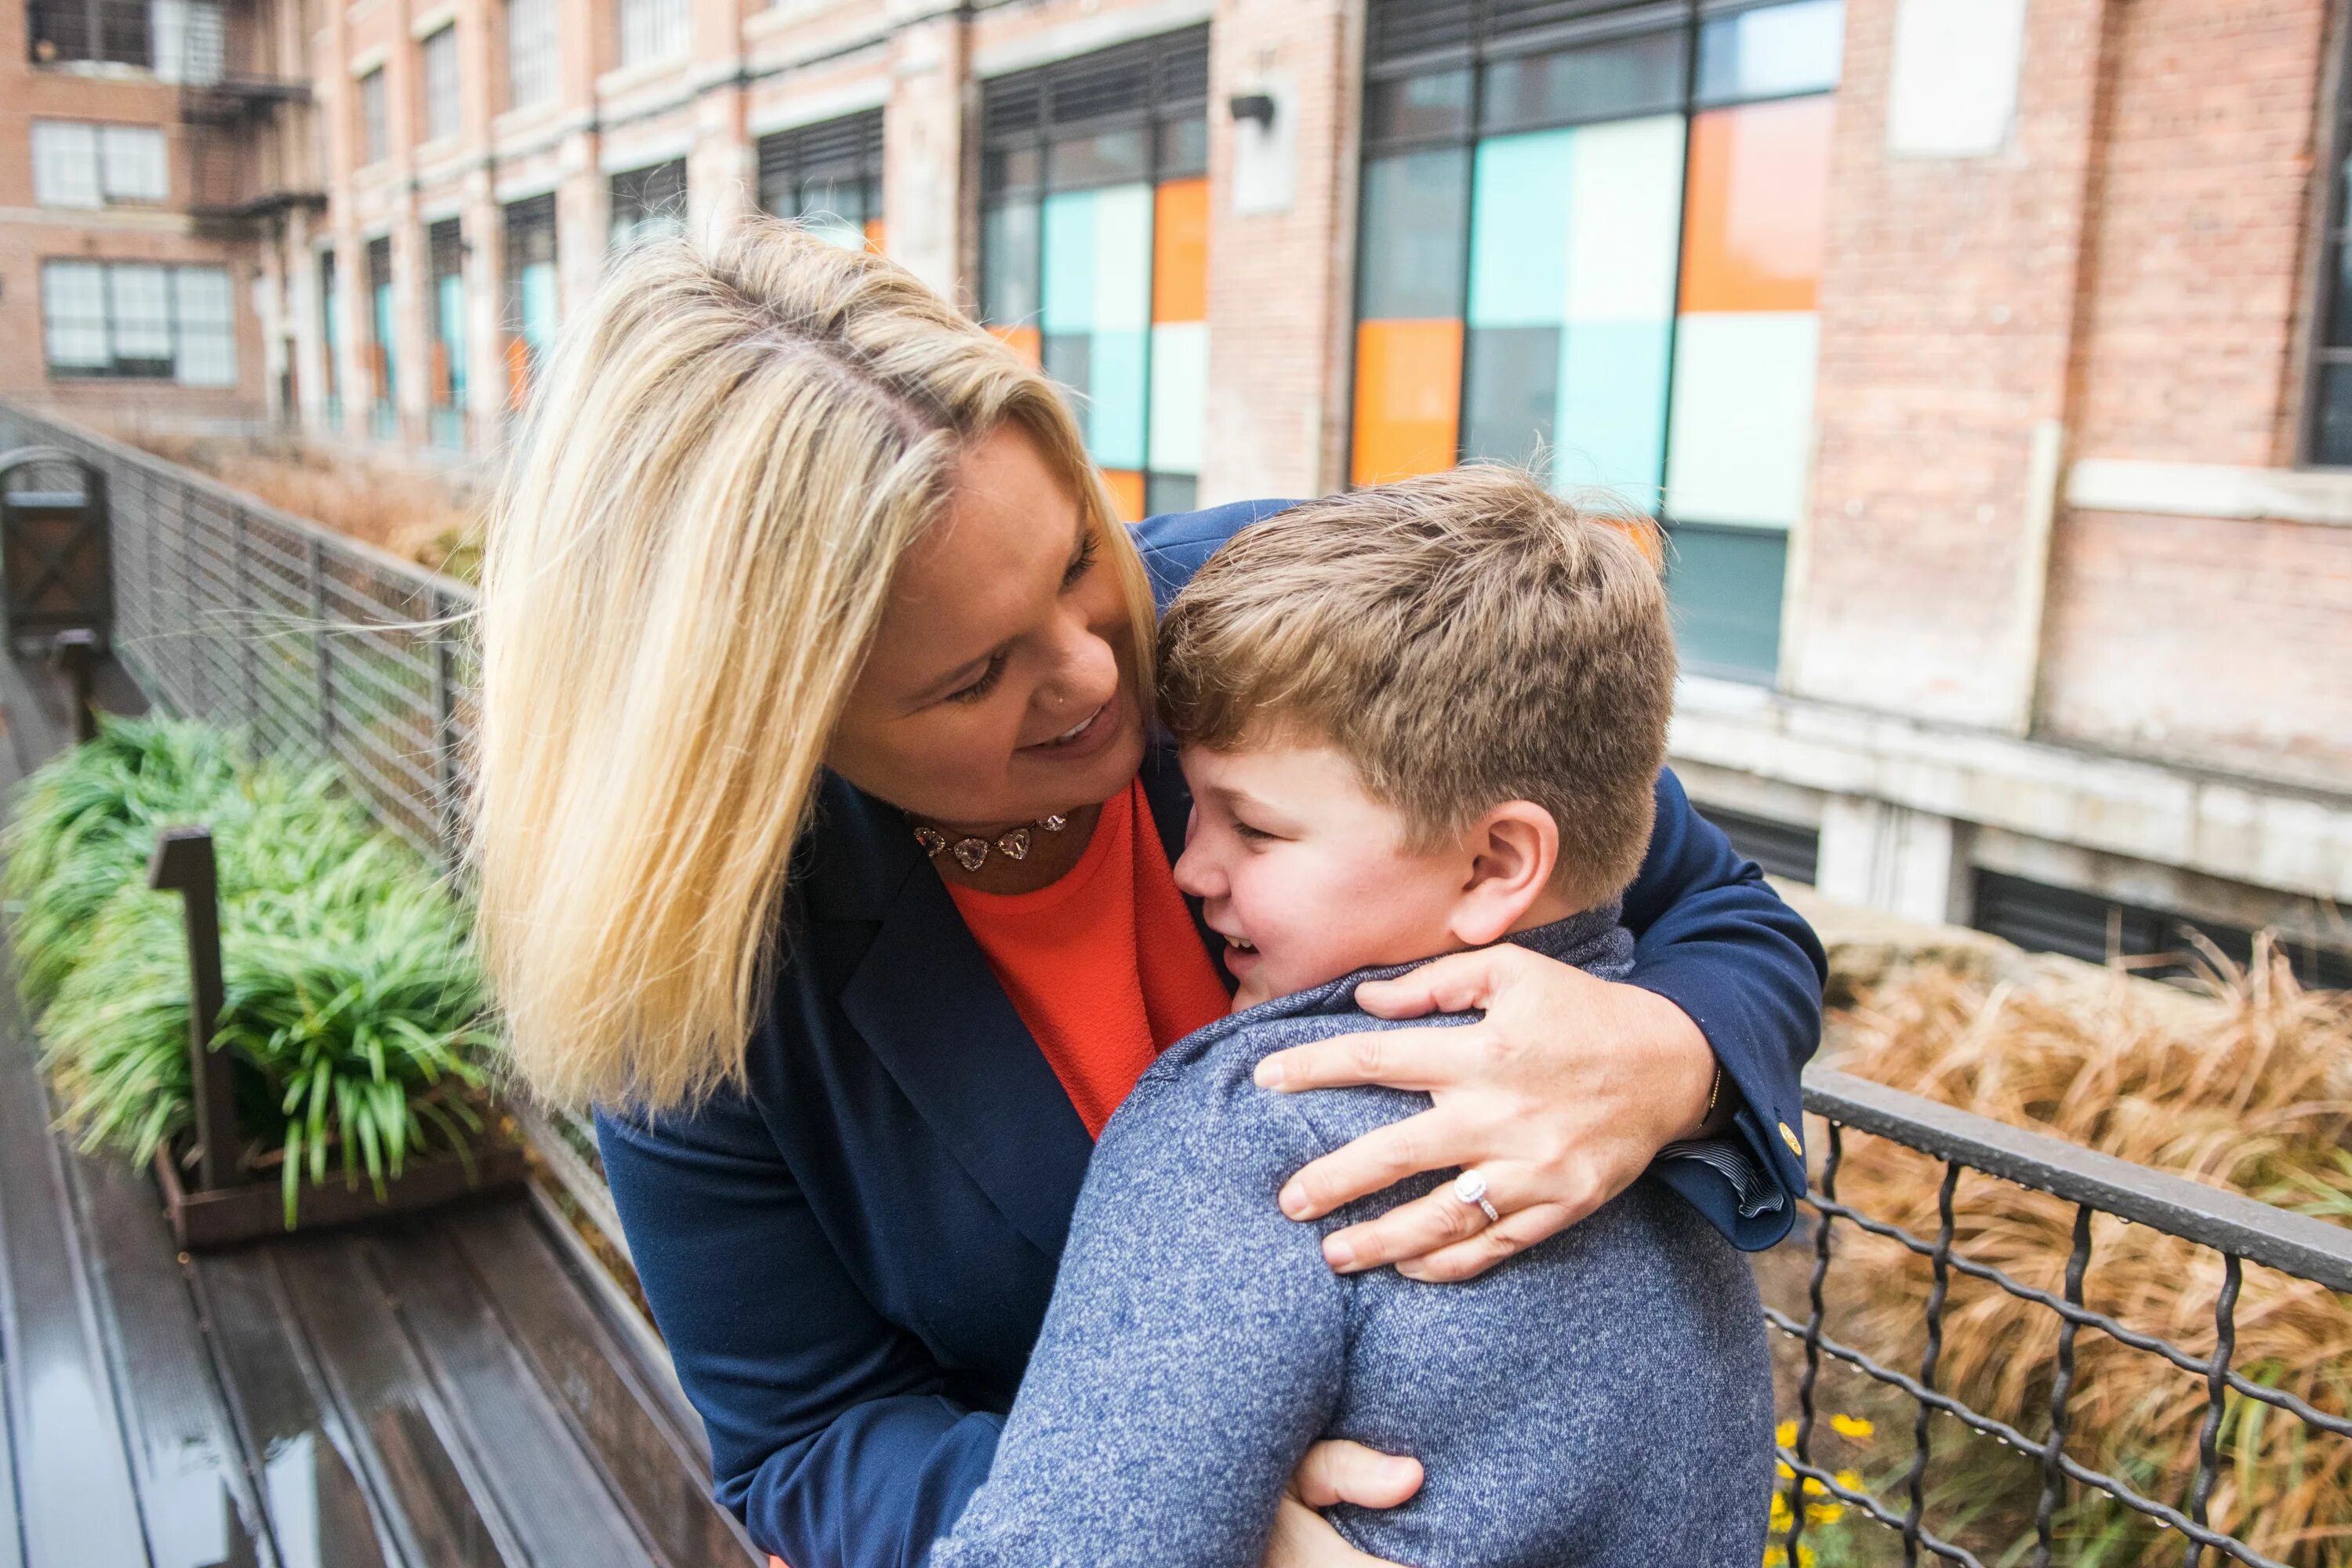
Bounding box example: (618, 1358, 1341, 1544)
(977, 25, 1210, 505)
(26, 0, 151, 67)
(2301, 0, 2352, 466)
(1350, 0, 1842, 686)
(39, 258, 237, 383)
(757, 110, 885, 229)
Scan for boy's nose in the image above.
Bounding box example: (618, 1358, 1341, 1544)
(1171, 836, 1218, 899)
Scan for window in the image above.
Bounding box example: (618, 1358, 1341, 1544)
(27, 0, 148, 67)
(1973, 871, 2352, 991)
(506, 0, 556, 109)
(360, 66, 389, 164)
(1352, 0, 1844, 682)
(502, 193, 559, 411)
(31, 122, 169, 206)
(150, 0, 222, 83)
(2310, 16, 2352, 463)
(979, 27, 1211, 521)
(41, 260, 236, 385)
(427, 219, 467, 448)
(617, 0, 687, 68)
(608, 159, 687, 248)
(422, 25, 459, 143)
(367, 235, 397, 437)
(318, 245, 343, 428)
(758, 111, 885, 252)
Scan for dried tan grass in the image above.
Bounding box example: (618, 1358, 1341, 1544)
(1824, 938, 2352, 1564)
(120, 430, 484, 579)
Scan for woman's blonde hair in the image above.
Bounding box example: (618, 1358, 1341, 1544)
(470, 219, 1157, 1112)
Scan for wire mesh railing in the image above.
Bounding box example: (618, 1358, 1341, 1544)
(1779, 1069, 2352, 1567)
(4, 400, 2347, 1563)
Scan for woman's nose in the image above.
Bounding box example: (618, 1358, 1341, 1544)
(1040, 612, 1120, 715)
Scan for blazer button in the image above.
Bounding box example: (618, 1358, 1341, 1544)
(1778, 1120, 1804, 1158)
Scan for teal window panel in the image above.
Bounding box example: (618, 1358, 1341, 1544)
(1040, 190, 1098, 333)
(1479, 31, 1686, 136)
(1083, 328, 1149, 470)
(1145, 473, 1198, 516)
(1461, 325, 1560, 469)
(1666, 522, 1787, 681)
(1467, 130, 1573, 328)
(1088, 183, 1153, 333)
(1042, 333, 1091, 404)
(437, 272, 467, 406)
(1555, 318, 1671, 504)
(520, 263, 558, 351)
(1358, 147, 1471, 319)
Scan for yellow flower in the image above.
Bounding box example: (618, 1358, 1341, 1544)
(1835, 1470, 1866, 1494)
(1801, 1475, 1828, 1497)
(1769, 1493, 1793, 1532)
(1805, 1501, 1846, 1526)
(1759, 1544, 1817, 1568)
(1829, 1414, 1875, 1442)
(1776, 1461, 1795, 1482)
(1775, 1419, 1798, 1449)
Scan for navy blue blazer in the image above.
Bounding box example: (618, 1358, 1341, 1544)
(596, 500, 1828, 1568)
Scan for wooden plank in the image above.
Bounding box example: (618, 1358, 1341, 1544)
(191, 1247, 401, 1568)
(0, 1022, 151, 1567)
(61, 1143, 278, 1568)
(445, 1203, 757, 1568)
(270, 1232, 514, 1568)
(364, 1216, 662, 1568)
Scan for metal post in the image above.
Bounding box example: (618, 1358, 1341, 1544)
(147, 827, 237, 1192)
(429, 586, 458, 860)
(309, 535, 334, 754)
(49, 629, 99, 745)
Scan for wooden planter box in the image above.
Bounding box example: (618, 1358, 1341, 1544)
(154, 1135, 528, 1250)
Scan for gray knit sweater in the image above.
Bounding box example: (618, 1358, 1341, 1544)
(931, 909, 1773, 1568)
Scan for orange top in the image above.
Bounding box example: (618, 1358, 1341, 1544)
(947, 775, 1232, 1137)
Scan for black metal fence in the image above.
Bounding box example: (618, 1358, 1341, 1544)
(2, 400, 2346, 1565)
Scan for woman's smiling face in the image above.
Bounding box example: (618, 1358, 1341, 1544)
(826, 422, 1147, 830)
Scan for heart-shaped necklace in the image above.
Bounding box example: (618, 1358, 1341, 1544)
(910, 812, 1070, 872)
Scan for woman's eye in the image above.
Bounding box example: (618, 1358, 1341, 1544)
(946, 653, 1009, 706)
(1059, 531, 1099, 590)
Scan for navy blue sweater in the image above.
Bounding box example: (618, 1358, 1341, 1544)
(593, 500, 1828, 1568)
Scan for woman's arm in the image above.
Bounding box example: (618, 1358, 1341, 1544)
(594, 1098, 1003, 1568)
(1252, 768, 1826, 1274)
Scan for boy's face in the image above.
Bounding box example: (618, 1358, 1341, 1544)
(1173, 740, 1472, 1010)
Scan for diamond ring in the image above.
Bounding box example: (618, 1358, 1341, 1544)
(1452, 1168, 1500, 1225)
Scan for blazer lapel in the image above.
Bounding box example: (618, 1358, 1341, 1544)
(834, 835, 1097, 1262)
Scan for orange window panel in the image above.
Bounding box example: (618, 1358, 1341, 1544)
(504, 336, 531, 412)
(1099, 468, 1147, 524)
(1152, 176, 1210, 325)
(1351, 318, 1463, 487)
(865, 217, 887, 254)
(991, 324, 1043, 369)
(1679, 96, 1835, 314)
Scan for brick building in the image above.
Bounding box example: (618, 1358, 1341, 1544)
(6, 0, 2352, 977)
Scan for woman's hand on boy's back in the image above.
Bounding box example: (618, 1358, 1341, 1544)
(1264, 1441, 1422, 1568)
(1251, 946, 1716, 1282)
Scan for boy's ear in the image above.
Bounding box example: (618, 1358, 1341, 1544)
(1448, 800, 1562, 948)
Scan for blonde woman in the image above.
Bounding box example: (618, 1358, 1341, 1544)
(473, 220, 1824, 1568)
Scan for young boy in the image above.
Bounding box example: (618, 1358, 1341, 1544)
(933, 466, 1774, 1568)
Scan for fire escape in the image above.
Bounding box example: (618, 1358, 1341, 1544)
(180, 0, 323, 236)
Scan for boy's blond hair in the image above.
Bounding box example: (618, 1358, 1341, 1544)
(1158, 465, 1675, 909)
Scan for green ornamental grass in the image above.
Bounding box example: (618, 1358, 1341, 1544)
(8, 714, 497, 1225)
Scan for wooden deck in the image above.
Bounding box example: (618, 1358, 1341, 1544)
(0, 649, 757, 1568)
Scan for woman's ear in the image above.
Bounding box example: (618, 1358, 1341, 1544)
(1446, 801, 1563, 948)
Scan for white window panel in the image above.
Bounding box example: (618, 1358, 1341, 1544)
(507, 0, 557, 108)
(618, 0, 687, 67)
(423, 26, 460, 140)
(100, 125, 169, 202)
(31, 122, 102, 209)
(361, 68, 389, 163)
(42, 263, 111, 370)
(109, 264, 176, 364)
(151, 0, 222, 84)
(173, 267, 238, 386)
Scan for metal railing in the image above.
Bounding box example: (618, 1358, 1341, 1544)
(2, 400, 2347, 1564)
(1781, 1069, 2352, 1567)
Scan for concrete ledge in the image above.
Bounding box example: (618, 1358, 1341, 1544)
(1669, 677, 2352, 905)
(2067, 458, 2352, 528)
